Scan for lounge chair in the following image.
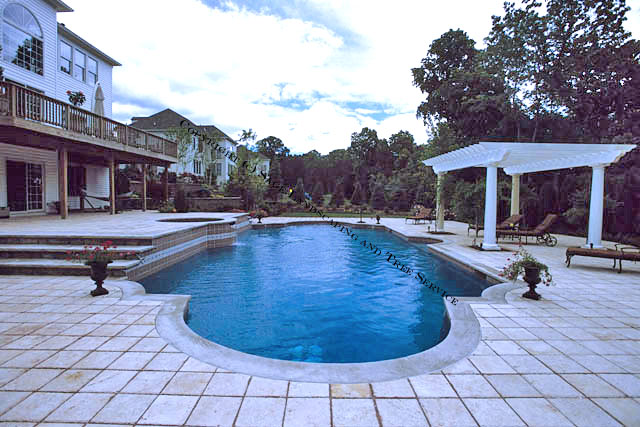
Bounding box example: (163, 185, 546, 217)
(468, 214, 523, 237)
(566, 244, 640, 273)
(497, 214, 559, 246)
(405, 206, 433, 224)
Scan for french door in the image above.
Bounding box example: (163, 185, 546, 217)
(6, 160, 43, 212)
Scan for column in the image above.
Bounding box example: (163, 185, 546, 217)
(510, 173, 521, 216)
(162, 165, 169, 202)
(58, 147, 68, 219)
(585, 165, 606, 248)
(482, 165, 500, 250)
(435, 172, 445, 231)
(109, 153, 116, 215)
(142, 164, 147, 211)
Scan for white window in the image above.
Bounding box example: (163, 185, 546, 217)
(193, 160, 202, 174)
(73, 49, 85, 81)
(2, 4, 43, 75)
(60, 41, 72, 74)
(215, 163, 222, 176)
(87, 57, 98, 84)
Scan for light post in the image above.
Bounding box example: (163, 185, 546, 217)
(358, 207, 365, 223)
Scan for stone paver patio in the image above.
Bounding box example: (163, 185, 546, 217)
(0, 214, 638, 426)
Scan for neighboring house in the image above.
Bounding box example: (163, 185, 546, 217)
(131, 109, 237, 187)
(0, 0, 177, 217)
(250, 151, 270, 177)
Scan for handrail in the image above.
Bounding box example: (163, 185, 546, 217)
(0, 81, 177, 159)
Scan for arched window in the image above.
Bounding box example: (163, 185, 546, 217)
(2, 3, 44, 75)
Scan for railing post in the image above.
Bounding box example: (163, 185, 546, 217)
(123, 126, 128, 146)
(64, 104, 70, 130)
(144, 133, 148, 150)
(10, 85, 17, 117)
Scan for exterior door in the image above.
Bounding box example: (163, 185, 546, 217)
(6, 160, 43, 212)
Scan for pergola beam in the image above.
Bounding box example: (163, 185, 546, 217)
(422, 142, 636, 251)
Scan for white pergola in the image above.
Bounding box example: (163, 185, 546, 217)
(423, 142, 636, 250)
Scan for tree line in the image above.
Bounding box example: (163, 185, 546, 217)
(224, 0, 639, 242)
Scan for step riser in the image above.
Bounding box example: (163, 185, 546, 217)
(0, 266, 128, 277)
(0, 252, 141, 260)
(0, 237, 153, 246)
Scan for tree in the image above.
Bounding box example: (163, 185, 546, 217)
(256, 136, 290, 159)
(239, 129, 257, 151)
(349, 128, 379, 165)
(291, 178, 306, 203)
(391, 189, 409, 212)
(165, 126, 199, 175)
(350, 181, 364, 206)
(370, 183, 386, 210)
(331, 181, 345, 207)
(266, 158, 283, 200)
(311, 181, 324, 206)
(412, 30, 507, 139)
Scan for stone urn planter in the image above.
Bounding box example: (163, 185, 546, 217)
(499, 248, 553, 300)
(87, 260, 111, 297)
(521, 264, 541, 300)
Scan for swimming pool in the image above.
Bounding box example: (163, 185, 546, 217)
(140, 225, 491, 363)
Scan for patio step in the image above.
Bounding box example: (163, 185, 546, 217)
(0, 244, 154, 260)
(0, 258, 141, 277)
(0, 235, 154, 246)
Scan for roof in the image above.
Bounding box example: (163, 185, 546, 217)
(423, 142, 637, 175)
(131, 108, 195, 130)
(131, 109, 236, 144)
(46, 0, 73, 12)
(57, 23, 121, 66)
(199, 125, 236, 144)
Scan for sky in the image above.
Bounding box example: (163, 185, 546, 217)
(58, 0, 640, 155)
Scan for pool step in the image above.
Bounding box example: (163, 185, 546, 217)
(0, 258, 141, 277)
(0, 244, 154, 260)
(0, 235, 154, 246)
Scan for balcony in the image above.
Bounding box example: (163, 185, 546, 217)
(0, 81, 177, 164)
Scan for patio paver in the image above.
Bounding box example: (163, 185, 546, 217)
(0, 215, 638, 426)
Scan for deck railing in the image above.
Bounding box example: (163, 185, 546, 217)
(0, 81, 177, 159)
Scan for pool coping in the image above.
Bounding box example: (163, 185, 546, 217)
(121, 220, 527, 383)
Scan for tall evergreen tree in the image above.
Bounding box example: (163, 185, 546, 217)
(371, 184, 386, 210)
(291, 178, 306, 203)
(266, 159, 283, 200)
(350, 181, 363, 206)
(331, 181, 345, 207)
(311, 181, 324, 206)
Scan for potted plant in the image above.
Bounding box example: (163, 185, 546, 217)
(250, 208, 267, 223)
(66, 90, 86, 106)
(499, 247, 553, 300)
(66, 241, 136, 296)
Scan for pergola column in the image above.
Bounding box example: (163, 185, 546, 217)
(57, 147, 68, 219)
(142, 164, 147, 211)
(510, 173, 521, 216)
(435, 172, 446, 231)
(585, 164, 607, 248)
(108, 153, 116, 215)
(482, 165, 501, 251)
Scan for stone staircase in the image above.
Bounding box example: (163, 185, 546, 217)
(0, 236, 155, 277)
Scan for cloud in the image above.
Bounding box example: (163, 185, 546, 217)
(59, 0, 640, 154)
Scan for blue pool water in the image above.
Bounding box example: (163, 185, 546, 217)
(140, 225, 491, 363)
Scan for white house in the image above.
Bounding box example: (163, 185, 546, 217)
(0, 0, 177, 217)
(131, 109, 237, 187)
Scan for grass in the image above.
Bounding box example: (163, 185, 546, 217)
(276, 211, 410, 218)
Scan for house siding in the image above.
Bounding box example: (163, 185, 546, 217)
(0, 142, 58, 213)
(0, 0, 59, 96)
(56, 35, 114, 118)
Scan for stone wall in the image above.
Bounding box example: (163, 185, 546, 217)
(187, 197, 243, 212)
